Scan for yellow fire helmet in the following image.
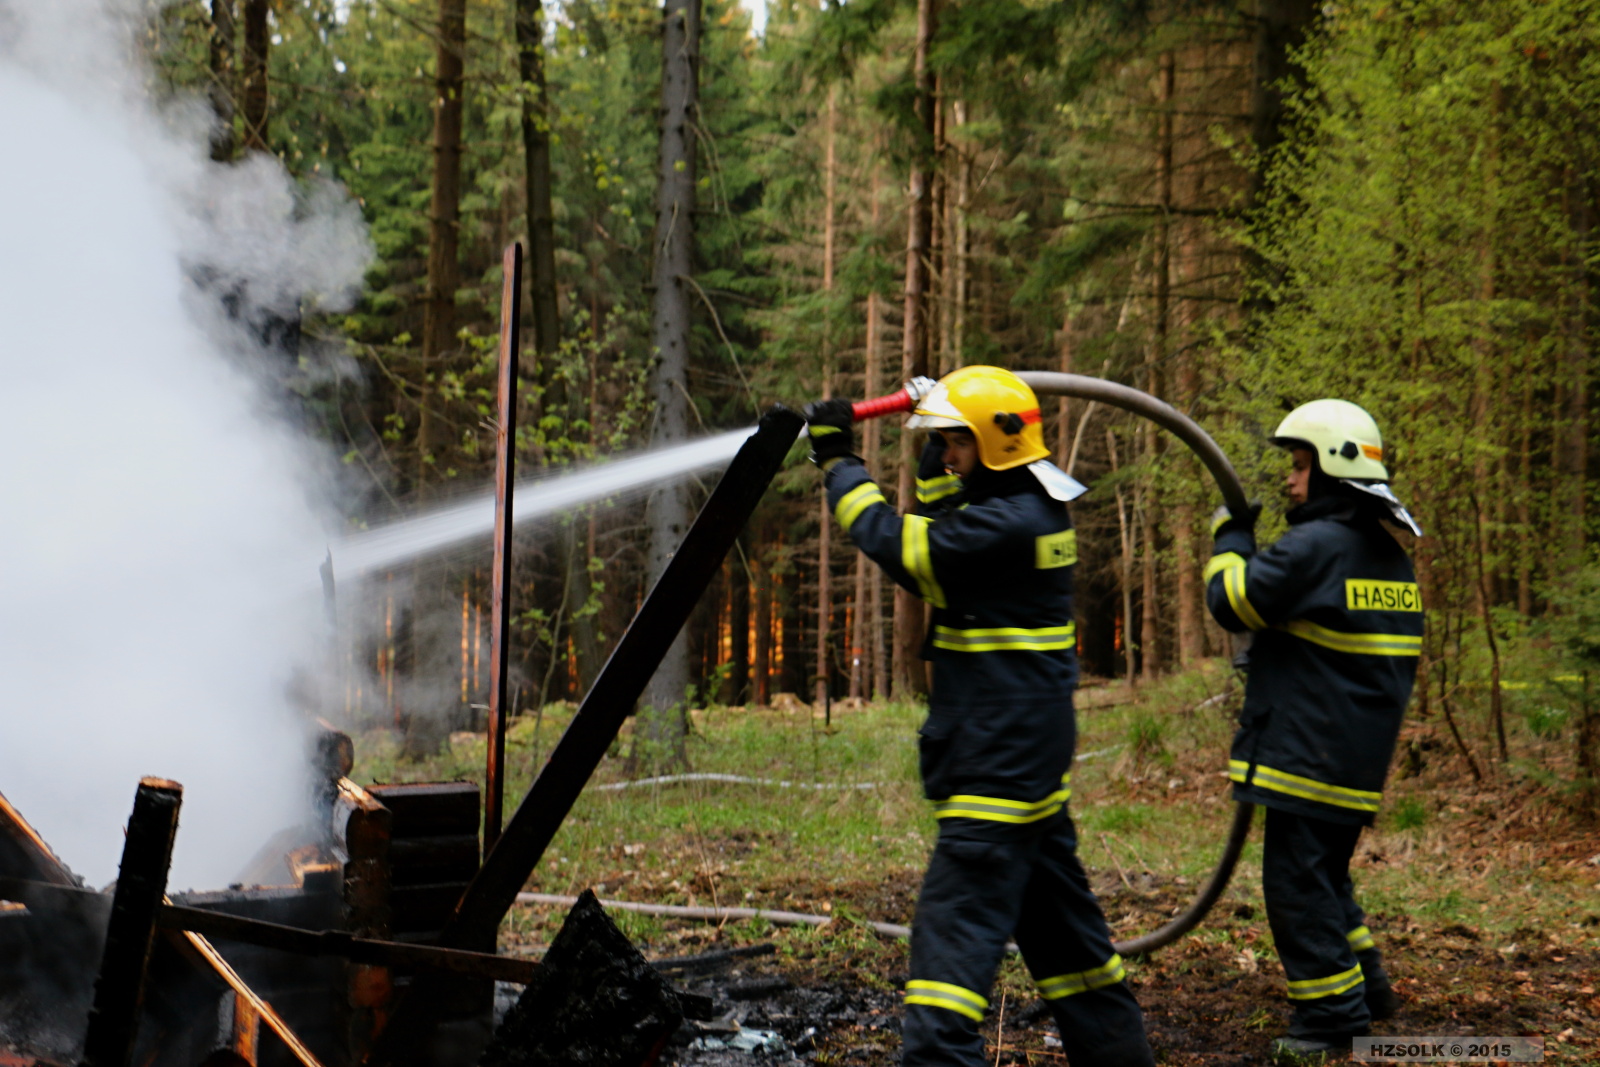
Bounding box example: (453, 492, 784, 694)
(1269, 398, 1389, 481)
(1270, 398, 1422, 535)
(906, 365, 1087, 501)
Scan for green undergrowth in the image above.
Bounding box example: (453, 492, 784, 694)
(347, 662, 1600, 959)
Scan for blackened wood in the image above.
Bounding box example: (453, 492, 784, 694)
(650, 941, 775, 975)
(0, 789, 79, 886)
(335, 778, 394, 1064)
(363, 407, 803, 1067)
(80, 777, 183, 1067)
(478, 891, 681, 1067)
(387, 837, 480, 884)
(367, 783, 480, 838)
(486, 242, 523, 851)
(388, 883, 475, 928)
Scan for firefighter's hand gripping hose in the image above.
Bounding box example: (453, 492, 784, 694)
(836, 370, 1258, 959)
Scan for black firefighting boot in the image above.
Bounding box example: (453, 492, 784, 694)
(1357, 947, 1398, 1021)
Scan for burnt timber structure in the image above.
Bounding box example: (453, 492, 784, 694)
(0, 403, 806, 1067)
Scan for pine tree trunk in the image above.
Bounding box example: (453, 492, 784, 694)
(815, 88, 837, 710)
(862, 159, 888, 702)
(239, 0, 268, 152)
(640, 0, 700, 760)
(418, 0, 466, 493)
(726, 546, 750, 704)
(517, 0, 560, 364)
(1158, 50, 1201, 667)
(952, 100, 970, 375)
(1249, 0, 1319, 201)
(208, 0, 235, 162)
(753, 546, 771, 706)
(893, 0, 938, 699)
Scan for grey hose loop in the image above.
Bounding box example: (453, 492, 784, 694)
(1018, 371, 1257, 957)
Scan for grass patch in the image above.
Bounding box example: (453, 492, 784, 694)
(344, 662, 1600, 958)
(1387, 796, 1428, 831)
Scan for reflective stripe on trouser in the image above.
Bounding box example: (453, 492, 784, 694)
(1262, 807, 1372, 1038)
(931, 773, 1071, 824)
(1229, 759, 1383, 815)
(903, 807, 1154, 1067)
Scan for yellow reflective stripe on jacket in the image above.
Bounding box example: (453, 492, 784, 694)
(1347, 926, 1376, 953)
(932, 773, 1071, 824)
(1206, 552, 1267, 631)
(1037, 954, 1126, 1000)
(1229, 759, 1383, 814)
(916, 473, 962, 504)
(1280, 619, 1421, 657)
(1286, 963, 1364, 1000)
(902, 514, 947, 608)
(835, 482, 886, 534)
(904, 979, 987, 1022)
(931, 623, 1076, 652)
(1203, 551, 1246, 583)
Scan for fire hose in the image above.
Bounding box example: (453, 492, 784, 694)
(843, 372, 1257, 957)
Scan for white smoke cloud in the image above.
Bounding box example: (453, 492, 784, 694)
(0, 0, 371, 887)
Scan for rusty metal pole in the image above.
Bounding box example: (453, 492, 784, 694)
(485, 242, 523, 851)
(80, 777, 183, 1067)
(363, 406, 805, 1067)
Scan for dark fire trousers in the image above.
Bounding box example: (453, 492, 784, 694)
(904, 808, 1156, 1067)
(1262, 808, 1390, 1038)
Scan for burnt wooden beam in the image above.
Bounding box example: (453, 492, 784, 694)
(335, 777, 393, 1064)
(0, 788, 80, 886)
(154, 904, 540, 984)
(363, 406, 804, 1067)
(485, 241, 523, 851)
(81, 776, 183, 1067)
(0, 794, 324, 1067)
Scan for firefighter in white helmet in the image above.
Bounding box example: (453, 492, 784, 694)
(1205, 399, 1423, 1058)
(806, 366, 1155, 1067)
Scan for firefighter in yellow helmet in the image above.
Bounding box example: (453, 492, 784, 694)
(1205, 399, 1422, 1058)
(805, 367, 1155, 1067)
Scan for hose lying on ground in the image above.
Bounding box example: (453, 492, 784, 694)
(515, 892, 913, 940)
(592, 773, 881, 792)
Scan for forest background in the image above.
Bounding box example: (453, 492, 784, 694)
(148, 0, 1600, 803)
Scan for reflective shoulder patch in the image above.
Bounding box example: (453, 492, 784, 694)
(1345, 578, 1422, 612)
(1035, 529, 1078, 570)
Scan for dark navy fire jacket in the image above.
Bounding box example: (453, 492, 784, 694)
(1207, 495, 1423, 825)
(823, 451, 1078, 814)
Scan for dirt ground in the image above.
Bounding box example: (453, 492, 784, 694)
(635, 866, 1599, 1065)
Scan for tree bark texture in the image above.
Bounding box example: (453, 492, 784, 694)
(642, 0, 700, 747)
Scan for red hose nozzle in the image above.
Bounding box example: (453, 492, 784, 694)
(851, 376, 938, 422)
(851, 389, 915, 422)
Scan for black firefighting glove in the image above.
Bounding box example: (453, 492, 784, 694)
(803, 399, 858, 468)
(1210, 500, 1263, 539)
(914, 431, 964, 515)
